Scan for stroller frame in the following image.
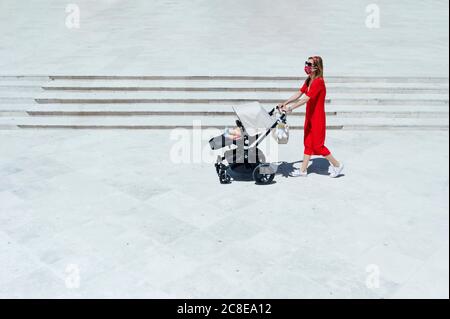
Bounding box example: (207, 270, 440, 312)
(212, 106, 287, 185)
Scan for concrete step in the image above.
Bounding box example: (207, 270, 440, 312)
(0, 80, 50, 88)
(0, 115, 448, 130)
(34, 98, 449, 106)
(48, 75, 450, 84)
(42, 86, 449, 95)
(0, 87, 43, 94)
(0, 77, 49, 96)
(35, 91, 450, 99)
(1, 76, 448, 131)
(0, 86, 44, 92)
(0, 103, 447, 118)
(6, 111, 447, 119)
(0, 76, 49, 81)
(0, 97, 37, 104)
(42, 79, 450, 92)
(10, 111, 447, 119)
(34, 91, 449, 106)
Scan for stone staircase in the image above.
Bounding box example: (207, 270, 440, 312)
(0, 76, 448, 130)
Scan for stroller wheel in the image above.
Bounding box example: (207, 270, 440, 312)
(253, 164, 275, 185)
(219, 171, 232, 184)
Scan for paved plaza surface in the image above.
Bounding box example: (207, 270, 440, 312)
(0, 129, 448, 298)
(0, 0, 448, 299)
(0, 0, 449, 77)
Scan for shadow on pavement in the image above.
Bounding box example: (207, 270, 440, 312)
(276, 158, 345, 178)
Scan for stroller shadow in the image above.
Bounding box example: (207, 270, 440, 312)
(276, 158, 345, 178)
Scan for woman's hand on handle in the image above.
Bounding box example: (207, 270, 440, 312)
(279, 104, 291, 113)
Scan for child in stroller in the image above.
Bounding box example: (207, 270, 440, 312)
(224, 127, 242, 140)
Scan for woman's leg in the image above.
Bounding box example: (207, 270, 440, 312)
(325, 153, 340, 167)
(301, 154, 311, 172)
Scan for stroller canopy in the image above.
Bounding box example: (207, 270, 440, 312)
(232, 102, 275, 136)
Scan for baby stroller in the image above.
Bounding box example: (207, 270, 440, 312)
(209, 102, 288, 185)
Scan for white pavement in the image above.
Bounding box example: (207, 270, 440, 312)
(0, 0, 448, 300)
(0, 129, 448, 298)
(0, 0, 449, 77)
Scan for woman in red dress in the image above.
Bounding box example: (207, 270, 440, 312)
(279, 56, 344, 177)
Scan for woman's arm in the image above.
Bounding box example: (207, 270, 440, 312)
(279, 91, 303, 108)
(285, 95, 310, 112)
(286, 78, 324, 112)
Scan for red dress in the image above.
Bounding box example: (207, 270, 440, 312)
(299, 77, 331, 156)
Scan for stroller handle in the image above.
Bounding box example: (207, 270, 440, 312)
(269, 105, 282, 114)
(269, 105, 287, 121)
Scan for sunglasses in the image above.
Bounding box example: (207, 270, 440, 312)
(305, 61, 314, 67)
